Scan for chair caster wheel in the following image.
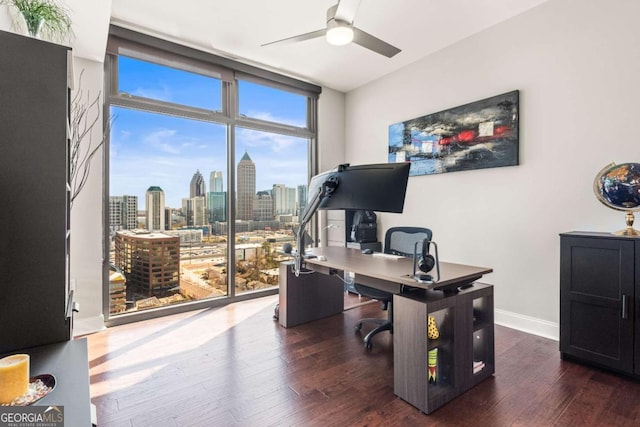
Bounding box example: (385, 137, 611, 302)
(364, 341, 372, 350)
(355, 323, 362, 332)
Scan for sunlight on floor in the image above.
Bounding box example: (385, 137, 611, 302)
(89, 294, 279, 397)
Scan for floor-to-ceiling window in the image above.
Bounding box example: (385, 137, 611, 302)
(105, 26, 319, 323)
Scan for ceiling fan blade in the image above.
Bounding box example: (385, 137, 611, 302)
(334, 0, 362, 24)
(262, 29, 326, 47)
(352, 27, 401, 58)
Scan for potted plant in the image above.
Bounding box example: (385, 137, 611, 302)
(1, 0, 72, 42)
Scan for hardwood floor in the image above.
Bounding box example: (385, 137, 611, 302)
(88, 294, 640, 426)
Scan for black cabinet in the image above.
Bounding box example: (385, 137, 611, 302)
(0, 30, 72, 353)
(560, 231, 637, 375)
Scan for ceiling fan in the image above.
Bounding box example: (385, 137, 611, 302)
(262, 0, 401, 58)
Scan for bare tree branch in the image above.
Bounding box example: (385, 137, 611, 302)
(69, 69, 113, 209)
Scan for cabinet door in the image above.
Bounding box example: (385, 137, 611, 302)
(560, 236, 634, 373)
(635, 240, 640, 376)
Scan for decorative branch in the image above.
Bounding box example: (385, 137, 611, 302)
(69, 69, 112, 209)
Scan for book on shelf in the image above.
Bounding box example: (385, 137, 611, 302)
(473, 360, 485, 374)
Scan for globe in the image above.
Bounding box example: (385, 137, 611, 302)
(593, 162, 640, 235)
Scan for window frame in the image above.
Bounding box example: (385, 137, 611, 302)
(103, 25, 320, 326)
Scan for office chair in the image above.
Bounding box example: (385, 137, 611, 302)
(354, 226, 432, 349)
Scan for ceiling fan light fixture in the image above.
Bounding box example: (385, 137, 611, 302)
(326, 23, 353, 46)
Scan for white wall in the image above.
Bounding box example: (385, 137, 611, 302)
(318, 88, 347, 244)
(69, 59, 106, 335)
(344, 0, 640, 339)
(318, 87, 346, 173)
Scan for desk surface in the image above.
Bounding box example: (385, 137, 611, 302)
(303, 246, 492, 291)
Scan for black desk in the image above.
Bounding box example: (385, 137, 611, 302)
(1, 339, 92, 426)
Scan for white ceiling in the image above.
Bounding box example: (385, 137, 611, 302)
(70, 0, 551, 93)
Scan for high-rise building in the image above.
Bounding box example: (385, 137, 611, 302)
(272, 184, 297, 215)
(191, 196, 207, 226)
(297, 184, 308, 216)
(109, 195, 138, 233)
(208, 191, 226, 222)
(114, 230, 180, 297)
(190, 170, 206, 198)
(182, 196, 207, 226)
(146, 186, 165, 231)
(209, 171, 223, 192)
(272, 184, 286, 215)
(164, 207, 172, 230)
(286, 187, 296, 215)
(254, 191, 273, 221)
(123, 195, 139, 229)
(109, 196, 123, 233)
(237, 151, 256, 221)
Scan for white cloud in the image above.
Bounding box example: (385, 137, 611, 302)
(246, 110, 306, 128)
(132, 84, 172, 103)
(237, 127, 302, 153)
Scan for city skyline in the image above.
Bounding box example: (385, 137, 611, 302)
(110, 170, 306, 213)
(110, 107, 309, 208)
(110, 56, 310, 208)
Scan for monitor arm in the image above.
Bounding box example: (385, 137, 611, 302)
(293, 174, 340, 276)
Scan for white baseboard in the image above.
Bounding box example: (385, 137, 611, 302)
(495, 308, 559, 341)
(74, 314, 106, 337)
(70, 306, 559, 341)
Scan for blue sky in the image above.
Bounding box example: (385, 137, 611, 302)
(110, 57, 309, 208)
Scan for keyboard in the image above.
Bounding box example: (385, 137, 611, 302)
(371, 252, 404, 260)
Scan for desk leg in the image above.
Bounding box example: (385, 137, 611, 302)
(278, 261, 344, 328)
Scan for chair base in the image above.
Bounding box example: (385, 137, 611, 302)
(355, 318, 393, 350)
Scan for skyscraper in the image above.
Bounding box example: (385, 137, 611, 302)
(285, 187, 296, 215)
(237, 151, 256, 221)
(181, 196, 205, 227)
(297, 184, 308, 216)
(109, 195, 138, 233)
(208, 192, 226, 222)
(254, 191, 273, 221)
(209, 171, 223, 192)
(272, 184, 286, 215)
(273, 184, 297, 215)
(146, 186, 165, 231)
(190, 170, 206, 198)
(190, 196, 207, 226)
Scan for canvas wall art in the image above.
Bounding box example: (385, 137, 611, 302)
(388, 90, 519, 177)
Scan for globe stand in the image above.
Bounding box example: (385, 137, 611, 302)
(613, 211, 640, 236)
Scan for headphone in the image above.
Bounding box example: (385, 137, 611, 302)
(418, 239, 435, 273)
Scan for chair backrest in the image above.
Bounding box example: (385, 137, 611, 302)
(384, 227, 432, 257)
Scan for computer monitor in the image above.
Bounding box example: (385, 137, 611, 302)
(292, 162, 410, 274)
(306, 162, 410, 214)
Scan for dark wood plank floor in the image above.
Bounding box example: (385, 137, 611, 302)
(87, 294, 640, 426)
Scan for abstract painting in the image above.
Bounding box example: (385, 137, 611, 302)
(388, 90, 519, 176)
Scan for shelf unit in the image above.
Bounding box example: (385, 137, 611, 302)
(393, 283, 494, 413)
